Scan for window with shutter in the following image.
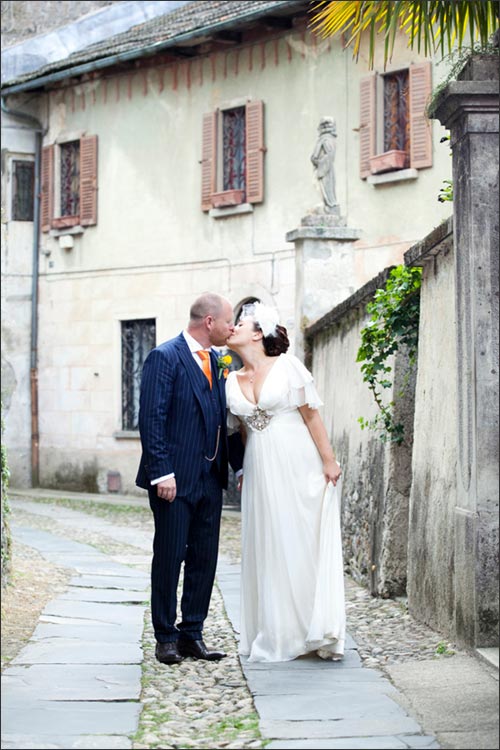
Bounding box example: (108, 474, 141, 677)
(359, 61, 432, 178)
(201, 100, 265, 211)
(41, 134, 98, 231)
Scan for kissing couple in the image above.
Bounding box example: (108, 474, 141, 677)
(136, 292, 345, 665)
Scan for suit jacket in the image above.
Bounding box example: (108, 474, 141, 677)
(135, 333, 243, 496)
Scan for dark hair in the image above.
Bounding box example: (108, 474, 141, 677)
(253, 322, 289, 356)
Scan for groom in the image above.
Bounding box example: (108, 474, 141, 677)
(136, 292, 243, 664)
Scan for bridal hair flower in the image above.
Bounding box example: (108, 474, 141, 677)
(242, 302, 280, 337)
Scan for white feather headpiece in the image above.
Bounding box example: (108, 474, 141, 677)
(241, 302, 280, 337)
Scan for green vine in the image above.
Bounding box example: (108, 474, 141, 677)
(356, 266, 422, 444)
(426, 42, 499, 118)
(438, 135, 454, 203)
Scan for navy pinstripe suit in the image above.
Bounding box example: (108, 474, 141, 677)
(136, 333, 243, 643)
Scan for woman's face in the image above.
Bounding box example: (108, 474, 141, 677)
(227, 316, 259, 349)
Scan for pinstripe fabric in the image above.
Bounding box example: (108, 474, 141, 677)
(136, 334, 229, 496)
(136, 333, 243, 642)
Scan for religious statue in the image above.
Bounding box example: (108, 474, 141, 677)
(311, 117, 338, 212)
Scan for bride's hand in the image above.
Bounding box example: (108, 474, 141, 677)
(237, 474, 244, 492)
(324, 459, 341, 486)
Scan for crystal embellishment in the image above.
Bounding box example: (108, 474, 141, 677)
(245, 407, 273, 432)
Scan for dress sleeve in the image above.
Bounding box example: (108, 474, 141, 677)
(284, 354, 323, 409)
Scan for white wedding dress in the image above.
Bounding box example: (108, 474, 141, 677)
(226, 353, 346, 662)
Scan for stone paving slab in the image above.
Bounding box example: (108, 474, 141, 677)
(31, 619, 144, 642)
(1, 702, 141, 736)
(242, 648, 362, 671)
(2, 525, 147, 750)
(0, 734, 133, 749)
(12, 525, 148, 580)
(11, 499, 153, 550)
(2, 664, 142, 702)
(41, 598, 146, 625)
(59, 586, 148, 603)
(11, 638, 142, 665)
(253, 691, 413, 721)
(40, 554, 148, 577)
(259, 716, 424, 739)
(218, 560, 436, 748)
(69, 574, 149, 590)
(248, 669, 390, 694)
(266, 736, 440, 749)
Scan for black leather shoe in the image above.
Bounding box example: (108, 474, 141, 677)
(155, 641, 183, 664)
(178, 638, 227, 661)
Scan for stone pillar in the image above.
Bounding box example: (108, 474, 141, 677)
(286, 212, 360, 358)
(433, 55, 499, 647)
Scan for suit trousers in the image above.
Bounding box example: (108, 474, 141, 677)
(148, 466, 223, 643)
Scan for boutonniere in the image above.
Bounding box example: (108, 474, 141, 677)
(217, 354, 232, 379)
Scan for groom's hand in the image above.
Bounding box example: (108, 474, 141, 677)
(157, 477, 177, 503)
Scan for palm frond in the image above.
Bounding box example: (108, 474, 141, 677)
(309, 0, 499, 69)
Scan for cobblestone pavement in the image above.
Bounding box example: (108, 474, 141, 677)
(3, 497, 462, 749)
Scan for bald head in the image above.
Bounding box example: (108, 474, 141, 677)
(189, 293, 227, 325)
(187, 292, 235, 348)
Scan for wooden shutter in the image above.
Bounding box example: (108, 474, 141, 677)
(80, 135, 98, 226)
(359, 74, 376, 179)
(40, 145, 54, 232)
(409, 61, 432, 169)
(201, 112, 217, 211)
(245, 100, 265, 204)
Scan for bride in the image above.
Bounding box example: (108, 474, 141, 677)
(225, 302, 346, 662)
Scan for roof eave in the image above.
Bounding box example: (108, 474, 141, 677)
(1, 0, 304, 95)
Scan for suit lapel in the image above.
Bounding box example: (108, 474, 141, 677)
(211, 349, 227, 410)
(175, 334, 207, 413)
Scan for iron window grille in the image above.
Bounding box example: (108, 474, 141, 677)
(121, 318, 156, 430)
(12, 160, 34, 221)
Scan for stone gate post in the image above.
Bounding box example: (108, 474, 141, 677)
(433, 55, 499, 647)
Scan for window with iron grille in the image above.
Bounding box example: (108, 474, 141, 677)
(222, 107, 246, 192)
(41, 134, 98, 231)
(12, 160, 34, 221)
(121, 319, 156, 431)
(201, 100, 265, 210)
(383, 70, 410, 158)
(60, 140, 80, 217)
(359, 62, 432, 179)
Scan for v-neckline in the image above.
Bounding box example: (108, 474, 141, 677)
(234, 355, 281, 406)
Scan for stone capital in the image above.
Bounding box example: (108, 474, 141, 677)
(286, 226, 360, 242)
(432, 80, 499, 144)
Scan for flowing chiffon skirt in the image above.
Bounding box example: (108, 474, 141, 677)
(239, 410, 346, 662)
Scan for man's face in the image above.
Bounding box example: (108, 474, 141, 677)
(207, 301, 235, 347)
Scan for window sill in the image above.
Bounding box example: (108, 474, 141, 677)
(367, 168, 418, 186)
(113, 430, 140, 440)
(50, 225, 84, 237)
(209, 203, 254, 219)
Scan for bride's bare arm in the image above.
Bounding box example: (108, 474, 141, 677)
(298, 405, 342, 486)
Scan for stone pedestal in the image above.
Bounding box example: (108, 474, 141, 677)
(286, 211, 360, 358)
(433, 55, 499, 648)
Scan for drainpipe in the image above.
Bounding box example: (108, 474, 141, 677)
(1, 96, 45, 487)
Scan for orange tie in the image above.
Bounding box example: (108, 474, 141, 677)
(197, 350, 212, 389)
